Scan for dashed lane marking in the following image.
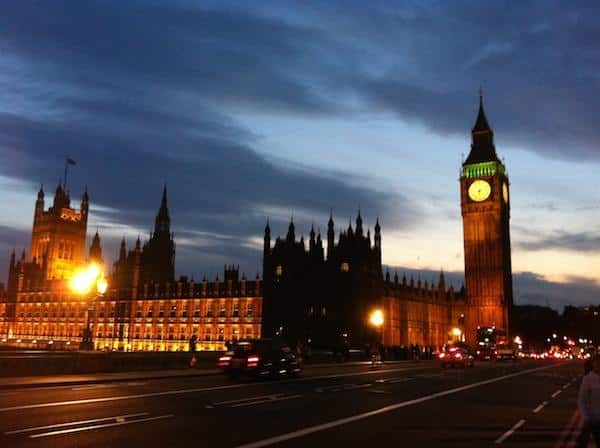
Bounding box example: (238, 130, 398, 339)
(5, 413, 148, 435)
(494, 419, 526, 444)
(533, 402, 548, 414)
(0, 365, 431, 413)
(235, 364, 560, 448)
(29, 414, 174, 438)
(552, 390, 562, 398)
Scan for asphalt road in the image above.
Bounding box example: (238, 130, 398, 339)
(0, 360, 587, 448)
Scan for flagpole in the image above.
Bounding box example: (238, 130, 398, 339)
(64, 157, 69, 190)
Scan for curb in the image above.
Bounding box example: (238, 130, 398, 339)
(0, 369, 221, 390)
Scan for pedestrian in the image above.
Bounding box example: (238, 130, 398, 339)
(577, 356, 600, 447)
(188, 335, 197, 368)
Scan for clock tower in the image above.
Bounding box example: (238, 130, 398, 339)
(460, 94, 513, 344)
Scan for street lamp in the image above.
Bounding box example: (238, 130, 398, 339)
(70, 263, 107, 350)
(369, 309, 384, 349)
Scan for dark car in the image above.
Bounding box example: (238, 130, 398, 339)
(440, 346, 475, 368)
(476, 346, 495, 361)
(218, 338, 301, 378)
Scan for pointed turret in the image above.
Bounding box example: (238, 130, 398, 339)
(355, 208, 363, 236)
(53, 181, 69, 210)
(81, 186, 89, 217)
(327, 210, 335, 257)
(89, 231, 103, 265)
(34, 184, 45, 219)
(286, 217, 295, 242)
(264, 218, 271, 255)
(374, 217, 381, 249)
(119, 237, 127, 261)
(438, 269, 446, 292)
(154, 184, 171, 236)
(464, 92, 501, 165)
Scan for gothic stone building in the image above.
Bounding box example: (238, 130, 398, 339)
(3, 186, 261, 351)
(262, 214, 467, 349)
(0, 96, 512, 351)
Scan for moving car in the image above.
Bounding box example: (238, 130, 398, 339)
(440, 346, 474, 368)
(494, 341, 517, 361)
(218, 338, 301, 378)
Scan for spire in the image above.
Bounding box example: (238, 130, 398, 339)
(154, 185, 171, 236)
(37, 184, 44, 200)
(472, 89, 491, 133)
(264, 218, 271, 255)
(89, 231, 103, 264)
(355, 208, 363, 236)
(119, 237, 127, 261)
(464, 90, 500, 165)
(286, 217, 295, 242)
(82, 185, 89, 202)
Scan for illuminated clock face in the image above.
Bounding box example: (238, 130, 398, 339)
(468, 180, 491, 202)
(502, 182, 509, 203)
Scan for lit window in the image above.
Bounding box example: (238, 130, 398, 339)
(340, 262, 350, 272)
(275, 265, 283, 277)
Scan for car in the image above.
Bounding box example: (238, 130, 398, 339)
(494, 342, 517, 361)
(475, 346, 495, 361)
(440, 347, 474, 368)
(217, 338, 301, 378)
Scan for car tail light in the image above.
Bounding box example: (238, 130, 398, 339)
(218, 355, 231, 367)
(247, 355, 260, 367)
(455, 353, 462, 359)
(439, 353, 445, 358)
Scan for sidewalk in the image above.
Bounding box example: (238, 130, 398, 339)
(0, 359, 425, 390)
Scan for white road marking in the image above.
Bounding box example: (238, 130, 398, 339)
(551, 390, 562, 398)
(375, 377, 414, 384)
(494, 419, 526, 444)
(316, 383, 372, 393)
(29, 414, 174, 438)
(562, 383, 569, 390)
(235, 364, 559, 448)
(5, 413, 148, 435)
(215, 394, 282, 406)
(230, 394, 303, 408)
(0, 366, 428, 413)
(532, 402, 548, 414)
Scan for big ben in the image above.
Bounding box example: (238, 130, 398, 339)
(460, 94, 513, 344)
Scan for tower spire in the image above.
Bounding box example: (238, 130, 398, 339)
(464, 90, 500, 165)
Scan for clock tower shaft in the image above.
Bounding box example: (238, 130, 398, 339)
(460, 95, 513, 344)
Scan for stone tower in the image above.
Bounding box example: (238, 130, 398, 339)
(29, 183, 89, 280)
(460, 94, 513, 343)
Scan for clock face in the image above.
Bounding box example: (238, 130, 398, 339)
(468, 179, 491, 202)
(502, 182, 509, 203)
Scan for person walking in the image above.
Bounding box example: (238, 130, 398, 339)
(188, 334, 198, 368)
(577, 356, 600, 447)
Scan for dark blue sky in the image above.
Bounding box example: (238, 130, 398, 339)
(1, 1, 600, 309)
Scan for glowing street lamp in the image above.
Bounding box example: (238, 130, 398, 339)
(369, 308, 384, 351)
(369, 309, 384, 328)
(70, 263, 107, 350)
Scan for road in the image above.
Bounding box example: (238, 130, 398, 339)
(0, 360, 588, 447)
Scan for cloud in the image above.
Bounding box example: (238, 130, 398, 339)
(517, 230, 600, 253)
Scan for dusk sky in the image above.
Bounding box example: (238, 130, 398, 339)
(1, 1, 599, 310)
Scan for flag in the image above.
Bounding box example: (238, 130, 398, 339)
(66, 158, 76, 165)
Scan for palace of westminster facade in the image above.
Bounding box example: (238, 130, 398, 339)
(0, 97, 513, 351)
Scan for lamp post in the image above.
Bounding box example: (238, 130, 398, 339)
(70, 264, 107, 350)
(369, 308, 384, 348)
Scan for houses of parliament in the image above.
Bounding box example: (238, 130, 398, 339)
(0, 97, 512, 351)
